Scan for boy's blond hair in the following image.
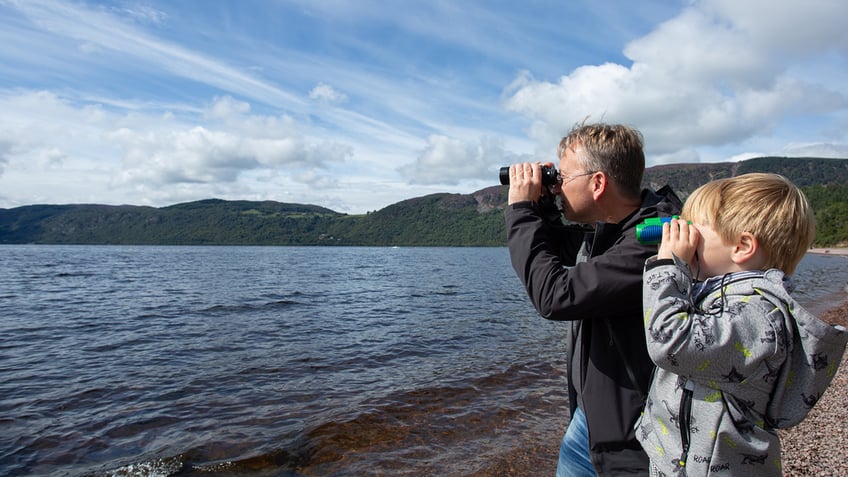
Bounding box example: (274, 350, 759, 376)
(682, 173, 814, 275)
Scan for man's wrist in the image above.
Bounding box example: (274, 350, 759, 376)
(508, 200, 535, 209)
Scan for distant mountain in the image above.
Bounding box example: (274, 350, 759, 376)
(642, 156, 848, 199)
(2, 157, 847, 246)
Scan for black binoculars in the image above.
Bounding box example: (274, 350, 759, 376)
(499, 166, 561, 186)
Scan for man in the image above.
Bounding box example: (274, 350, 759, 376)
(505, 123, 681, 476)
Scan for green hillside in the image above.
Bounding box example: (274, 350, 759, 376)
(1, 157, 846, 247)
(642, 156, 848, 197)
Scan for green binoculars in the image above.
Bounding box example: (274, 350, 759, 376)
(635, 216, 684, 245)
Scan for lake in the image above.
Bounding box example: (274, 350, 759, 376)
(1, 246, 846, 476)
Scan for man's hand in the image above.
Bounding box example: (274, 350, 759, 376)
(507, 162, 554, 205)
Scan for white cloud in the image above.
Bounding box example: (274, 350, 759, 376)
(109, 100, 355, 188)
(726, 152, 765, 163)
(0, 90, 354, 207)
(702, 0, 848, 55)
(205, 96, 252, 120)
(309, 83, 349, 104)
(504, 0, 848, 164)
(0, 140, 12, 175)
(781, 142, 848, 158)
(0, 91, 119, 171)
(111, 4, 169, 26)
(400, 135, 524, 185)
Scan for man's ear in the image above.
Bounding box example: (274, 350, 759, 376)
(732, 232, 760, 265)
(590, 171, 607, 200)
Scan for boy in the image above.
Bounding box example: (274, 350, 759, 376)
(637, 173, 847, 476)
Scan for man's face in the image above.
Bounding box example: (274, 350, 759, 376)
(555, 146, 595, 224)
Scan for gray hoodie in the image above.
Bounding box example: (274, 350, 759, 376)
(637, 256, 847, 477)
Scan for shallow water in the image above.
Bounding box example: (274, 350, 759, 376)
(0, 246, 844, 476)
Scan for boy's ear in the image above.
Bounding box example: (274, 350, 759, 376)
(732, 232, 760, 265)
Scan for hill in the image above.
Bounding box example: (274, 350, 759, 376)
(642, 156, 848, 198)
(1, 157, 847, 247)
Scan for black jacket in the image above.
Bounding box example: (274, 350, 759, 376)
(506, 186, 682, 476)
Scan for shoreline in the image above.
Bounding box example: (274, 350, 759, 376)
(808, 247, 848, 256)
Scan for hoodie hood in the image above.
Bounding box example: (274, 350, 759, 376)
(756, 269, 848, 428)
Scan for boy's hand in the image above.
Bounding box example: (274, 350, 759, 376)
(658, 218, 699, 268)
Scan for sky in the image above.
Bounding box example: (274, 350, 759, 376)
(1, 0, 847, 214)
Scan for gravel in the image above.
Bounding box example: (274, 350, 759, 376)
(780, 300, 848, 477)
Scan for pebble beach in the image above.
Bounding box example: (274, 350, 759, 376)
(781, 299, 848, 476)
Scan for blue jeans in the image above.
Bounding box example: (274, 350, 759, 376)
(556, 407, 596, 477)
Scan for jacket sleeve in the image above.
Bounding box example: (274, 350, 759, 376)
(642, 260, 782, 383)
(506, 202, 654, 321)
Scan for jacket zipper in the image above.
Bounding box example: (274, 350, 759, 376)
(677, 378, 695, 471)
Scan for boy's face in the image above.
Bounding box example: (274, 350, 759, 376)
(691, 223, 737, 281)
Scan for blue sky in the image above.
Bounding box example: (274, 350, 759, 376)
(1, 0, 847, 213)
